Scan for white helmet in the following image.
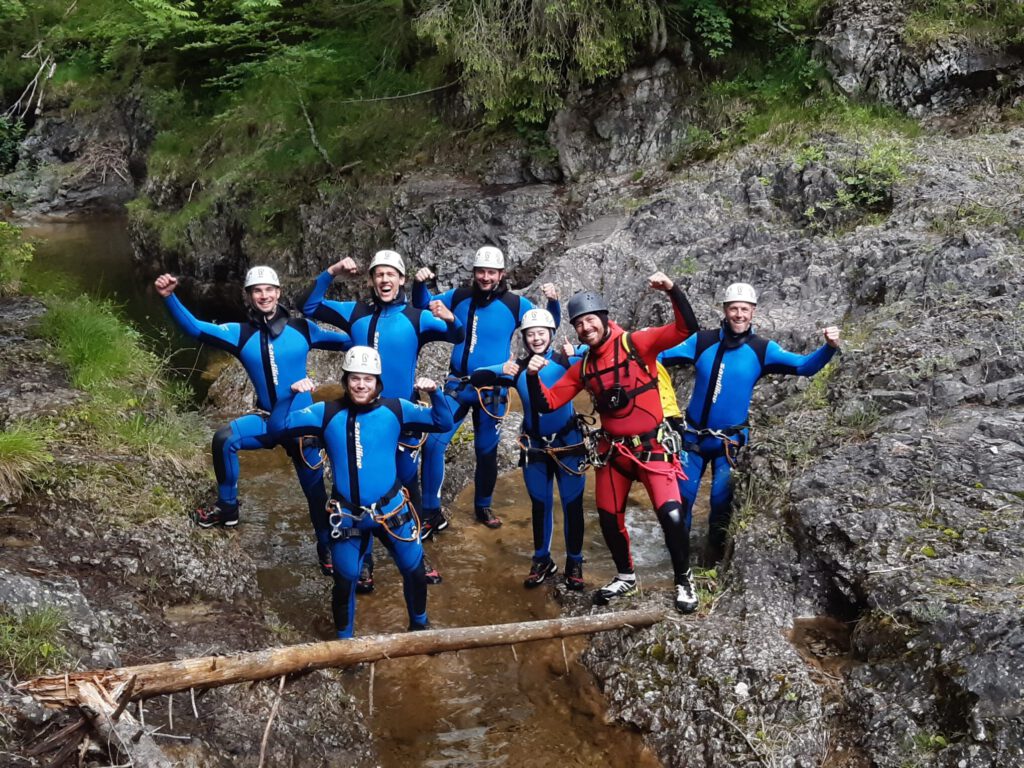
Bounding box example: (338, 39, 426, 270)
(368, 249, 406, 276)
(473, 246, 505, 270)
(342, 346, 382, 376)
(722, 282, 758, 305)
(521, 308, 556, 331)
(244, 266, 280, 288)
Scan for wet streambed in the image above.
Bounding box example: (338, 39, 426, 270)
(25, 217, 679, 767)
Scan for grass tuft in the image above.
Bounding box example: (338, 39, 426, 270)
(35, 293, 204, 476)
(0, 423, 53, 499)
(0, 606, 74, 680)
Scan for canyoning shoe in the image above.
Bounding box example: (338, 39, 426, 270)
(192, 501, 239, 529)
(674, 569, 699, 614)
(408, 620, 431, 632)
(420, 510, 449, 541)
(355, 562, 375, 594)
(474, 506, 502, 529)
(523, 558, 557, 588)
(592, 576, 638, 606)
(317, 542, 333, 578)
(564, 559, 585, 592)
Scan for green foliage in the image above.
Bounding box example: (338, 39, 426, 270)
(36, 294, 204, 468)
(0, 606, 73, 680)
(839, 138, 914, 212)
(0, 422, 53, 499)
(930, 200, 1010, 237)
(415, 0, 661, 123)
(904, 0, 1024, 50)
(39, 295, 156, 391)
(0, 221, 34, 296)
(0, 115, 24, 173)
(802, 360, 837, 409)
(673, 39, 921, 167)
(664, 0, 825, 60)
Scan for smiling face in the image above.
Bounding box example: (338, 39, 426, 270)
(247, 284, 281, 316)
(346, 372, 379, 405)
(473, 267, 503, 293)
(524, 327, 552, 354)
(724, 301, 755, 334)
(572, 313, 606, 348)
(370, 266, 405, 303)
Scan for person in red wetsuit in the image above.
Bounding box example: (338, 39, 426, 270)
(526, 272, 701, 613)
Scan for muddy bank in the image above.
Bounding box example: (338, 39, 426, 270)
(0, 295, 376, 767)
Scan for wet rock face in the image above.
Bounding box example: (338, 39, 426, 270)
(0, 95, 149, 216)
(525, 127, 1021, 765)
(551, 58, 693, 182)
(817, 0, 1024, 115)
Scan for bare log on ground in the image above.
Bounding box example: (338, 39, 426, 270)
(77, 681, 175, 768)
(22, 609, 664, 708)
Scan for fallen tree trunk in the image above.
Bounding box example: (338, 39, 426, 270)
(77, 680, 175, 768)
(21, 609, 663, 708)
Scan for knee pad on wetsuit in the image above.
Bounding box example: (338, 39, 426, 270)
(656, 500, 687, 528)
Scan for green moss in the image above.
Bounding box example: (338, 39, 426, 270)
(903, 1, 1024, 51)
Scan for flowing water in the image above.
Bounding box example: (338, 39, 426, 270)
(25, 216, 677, 767)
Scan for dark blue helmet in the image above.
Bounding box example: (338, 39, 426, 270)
(567, 291, 609, 323)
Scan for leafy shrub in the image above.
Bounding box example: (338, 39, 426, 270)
(0, 116, 23, 173)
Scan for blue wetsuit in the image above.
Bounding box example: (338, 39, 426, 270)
(660, 320, 837, 551)
(301, 272, 464, 512)
(472, 349, 585, 564)
(270, 389, 453, 637)
(412, 280, 560, 517)
(162, 294, 351, 538)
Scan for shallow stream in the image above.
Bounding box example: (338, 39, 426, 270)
(25, 217, 680, 767)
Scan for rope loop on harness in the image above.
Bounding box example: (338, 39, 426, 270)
(475, 385, 507, 421)
(376, 489, 421, 543)
(591, 422, 687, 480)
(516, 433, 590, 476)
(298, 436, 327, 470)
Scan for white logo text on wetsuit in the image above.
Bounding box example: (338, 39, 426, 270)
(268, 343, 279, 386)
(469, 317, 478, 354)
(712, 361, 725, 404)
(354, 421, 364, 468)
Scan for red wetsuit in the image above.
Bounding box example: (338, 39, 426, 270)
(529, 286, 698, 579)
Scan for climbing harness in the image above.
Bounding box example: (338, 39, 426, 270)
(581, 333, 660, 415)
(325, 481, 420, 542)
(679, 421, 748, 467)
(592, 422, 686, 481)
(475, 384, 508, 421)
(445, 375, 508, 422)
(397, 392, 429, 455)
(517, 416, 591, 476)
